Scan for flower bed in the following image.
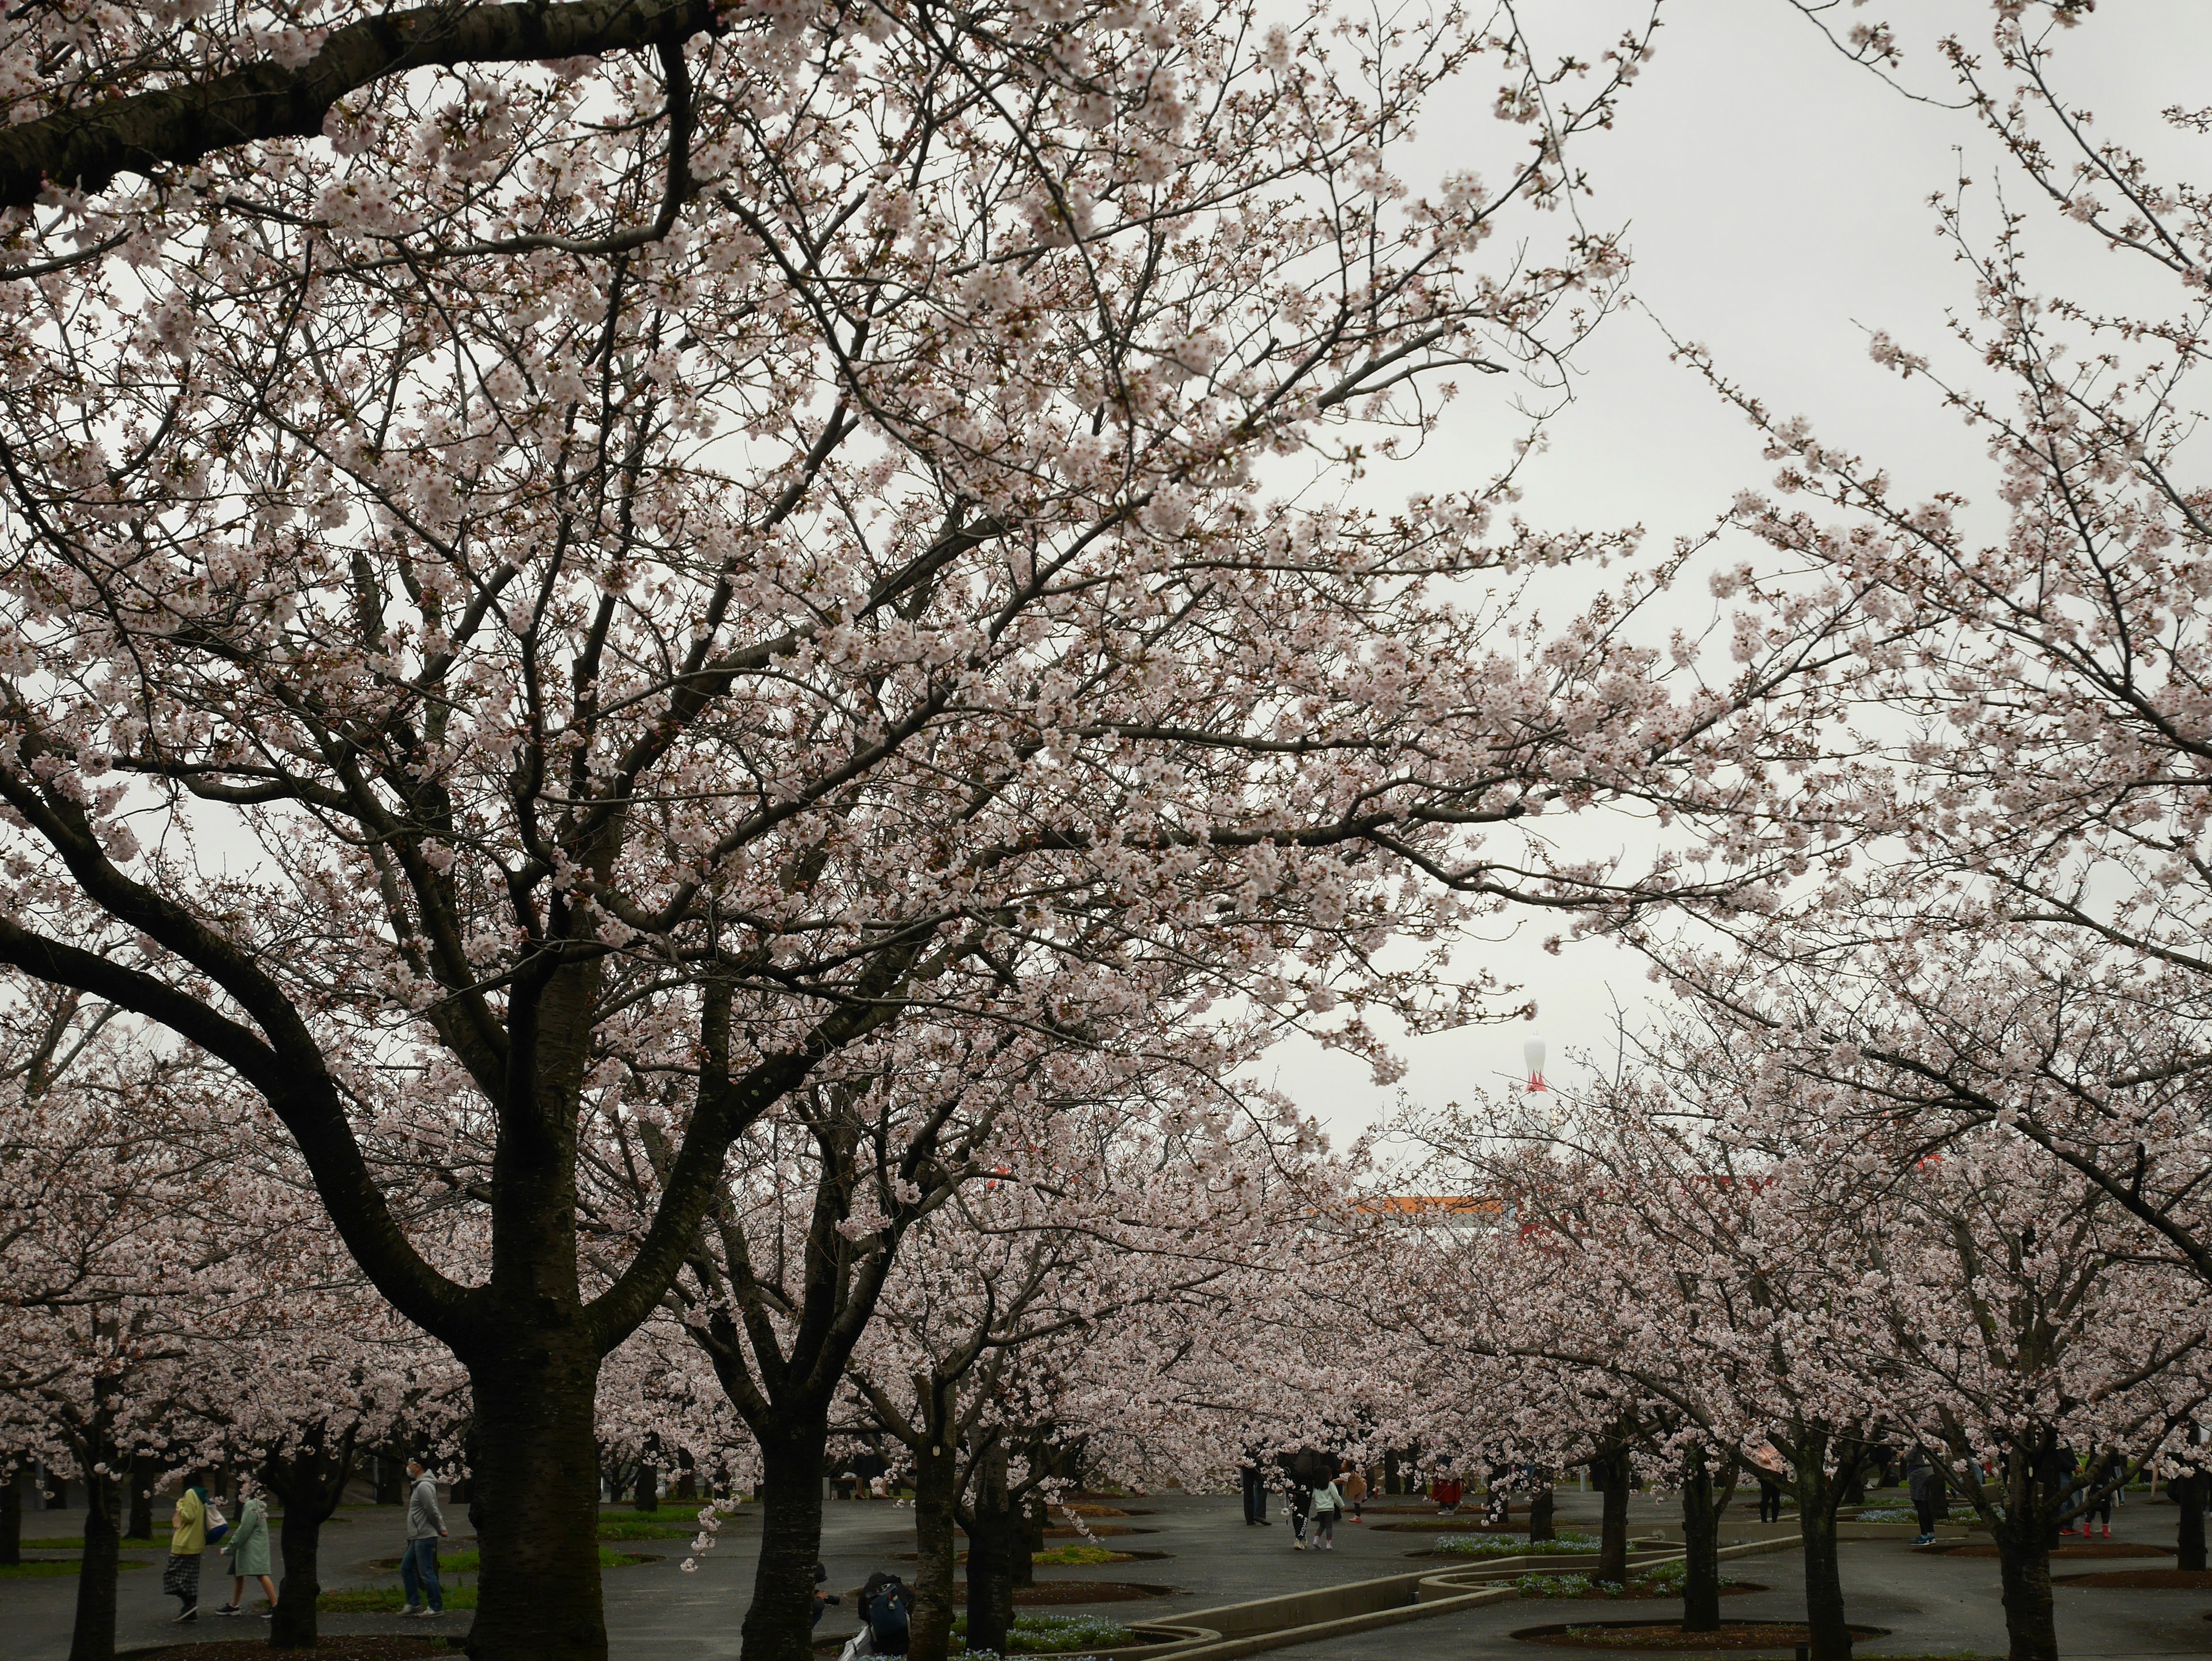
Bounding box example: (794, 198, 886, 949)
(1434, 1531, 1603, 1559)
(950, 1612, 1138, 1655)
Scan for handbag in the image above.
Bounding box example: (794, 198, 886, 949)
(203, 1499, 230, 1543)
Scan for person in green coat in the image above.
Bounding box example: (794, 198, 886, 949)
(215, 1496, 276, 1617)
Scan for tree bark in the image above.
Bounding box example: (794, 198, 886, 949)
(270, 1501, 327, 1650)
(1527, 1478, 1556, 1544)
(467, 1335, 611, 1661)
(964, 1446, 1016, 1659)
(740, 1436, 830, 1661)
(126, 1458, 155, 1545)
(1590, 1448, 1630, 1585)
(2177, 1474, 2207, 1572)
(1015, 1491, 1043, 1589)
(633, 1463, 658, 1512)
(67, 1460, 122, 1661)
(1679, 1455, 1722, 1633)
(1796, 1462, 1853, 1661)
(909, 1443, 960, 1661)
(1993, 1531, 2058, 1661)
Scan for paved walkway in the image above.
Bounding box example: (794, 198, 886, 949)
(5, 1485, 2207, 1657)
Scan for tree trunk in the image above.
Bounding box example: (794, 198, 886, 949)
(1527, 1480, 1556, 1543)
(1680, 1456, 1722, 1633)
(740, 1435, 830, 1661)
(1014, 1492, 1043, 1589)
(675, 1451, 697, 1504)
(1591, 1448, 1630, 1585)
(1384, 1451, 1402, 1497)
(270, 1500, 327, 1650)
(1994, 1531, 2058, 1661)
(965, 1447, 1016, 1660)
(468, 1336, 611, 1661)
(2177, 1474, 2207, 1572)
(1797, 1470, 1852, 1661)
(2, 1464, 21, 1566)
(376, 1456, 406, 1507)
(909, 1443, 960, 1661)
(67, 1462, 122, 1661)
(633, 1463, 658, 1512)
(126, 1458, 154, 1544)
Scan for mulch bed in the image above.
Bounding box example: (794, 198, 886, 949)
(122, 1641, 459, 1661)
(1372, 1519, 1526, 1533)
(2054, 1568, 2212, 1589)
(1042, 1524, 1150, 1538)
(1512, 1620, 1888, 1651)
(1014, 1581, 1177, 1605)
(1922, 1541, 2166, 1560)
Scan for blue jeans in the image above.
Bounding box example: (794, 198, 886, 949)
(402, 1539, 444, 1611)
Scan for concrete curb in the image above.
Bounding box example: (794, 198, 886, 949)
(1095, 1538, 1805, 1661)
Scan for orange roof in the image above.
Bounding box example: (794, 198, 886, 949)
(1354, 1195, 1501, 1216)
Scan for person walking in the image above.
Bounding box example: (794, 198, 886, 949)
(214, 1493, 276, 1617)
(1907, 1456, 1943, 1546)
(1286, 1480, 1312, 1549)
(1308, 1474, 1343, 1551)
(1340, 1466, 1368, 1522)
(161, 1471, 214, 1623)
(1238, 1461, 1272, 1527)
(400, 1459, 450, 1617)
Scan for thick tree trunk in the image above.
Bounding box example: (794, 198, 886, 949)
(1591, 1448, 1630, 1586)
(1014, 1492, 1043, 1588)
(1797, 1472, 1852, 1661)
(965, 1448, 1016, 1659)
(1994, 1531, 2058, 1661)
(675, 1451, 697, 1503)
(468, 1335, 611, 1661)
(2177, 1474, 2207, 1572)
(1527, 1480, 1556, 1543)
(67, 1463, 122, 1661)
(633, 1463, 658, 1512)
(270, 1501, 327, 1649)
(740, 1436, 829, 1661)
(126, 1458, 154, 1544)
(2, 1465, 20, 1565)
(909, 1444, 960, 1661)
(1680, 1459, 1722, 1633)
(1384, 1451, 1402, 1497)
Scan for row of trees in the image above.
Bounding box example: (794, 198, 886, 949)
(2, 4, 2209, 1661)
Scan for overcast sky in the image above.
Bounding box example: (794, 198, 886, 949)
(1272, 0, 2212, 1147)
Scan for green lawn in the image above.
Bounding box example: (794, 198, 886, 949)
(21, 1537, 158, 1550)
(319, 1584, 481, 1613)
(596, 1512, 709, 1542)
(1029, 1544, 1128, 1567)
(369, 1547, 656, 1574)
(2, 1559, 149, 1578)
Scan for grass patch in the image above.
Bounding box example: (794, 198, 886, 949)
(595, 1512, 710, 1542)
(369, 1547, 655, 1573)
(1855, 1507, 1978, 1525)
(1030, 1545, 1127, 1567)
(318, 1584, 482, 1613)
(21, 1536, 159, 1550)
(1435, 1531, 1602, 1559)
(2, 1558, 149, 1577)
(951, 1612, 1137, 1655)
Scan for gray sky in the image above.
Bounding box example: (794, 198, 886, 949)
(1278, 0, 2212, 1145)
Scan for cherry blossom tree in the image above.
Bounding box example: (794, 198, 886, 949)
(0, 0, 1905, 1648)
(1647, 0, 2212, 1289)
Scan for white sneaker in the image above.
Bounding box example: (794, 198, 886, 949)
(399, 1607, 423, 1618)
(421, 1609, 444, 1618)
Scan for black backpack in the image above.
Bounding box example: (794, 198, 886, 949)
(868, 1580, 911, 1653)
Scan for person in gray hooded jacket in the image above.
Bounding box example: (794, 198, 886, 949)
(400, 1461, 450, 1617)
